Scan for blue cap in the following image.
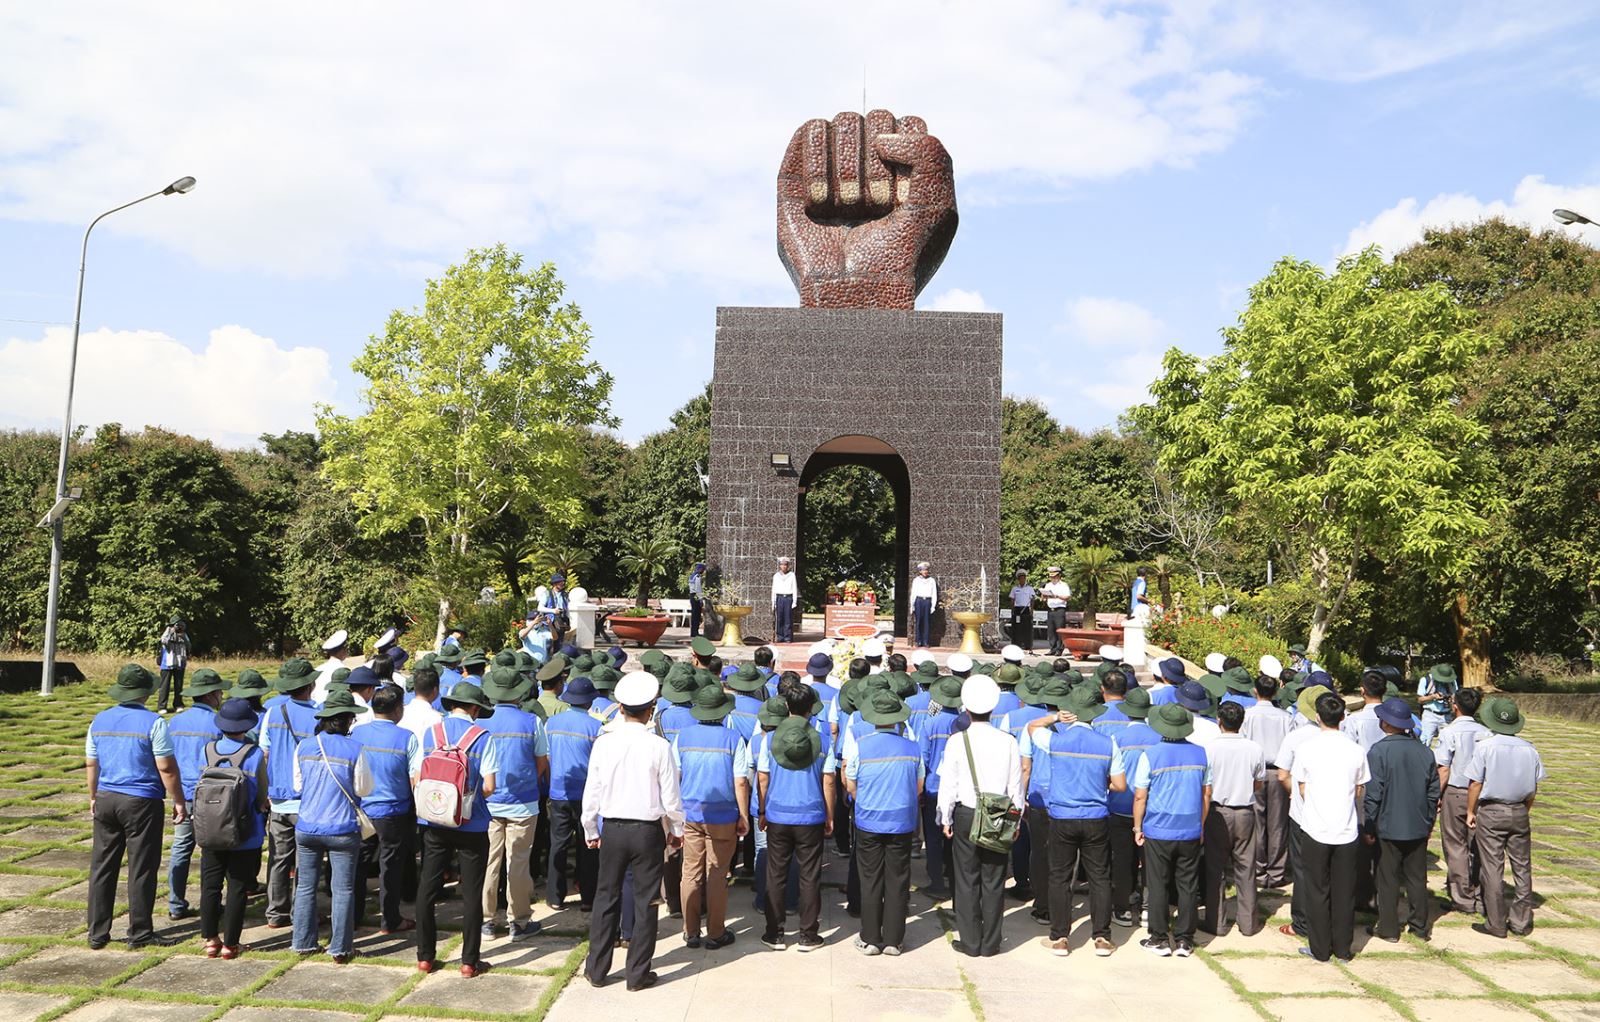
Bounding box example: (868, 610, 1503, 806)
(1375, 696, 1414, 730)
(1307, 670, 1334, 690)
(608, 646, 627, 668)
(562, 676, 597, 708)
(559, 643, 582, 659)
(1158, 657, 1188, 684)
(550, 573, 566, 585)
(216, 698, 258, 734)
(387, 645, 409, 670)
(806, 653, 834, 678)
(1176, 680, 1212, 712)
(720, 664, 738, 680)
(345, 666, 379, 689)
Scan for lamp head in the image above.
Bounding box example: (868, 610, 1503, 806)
(163, 176, 197, 195)
(1553, 208, 1592, 226)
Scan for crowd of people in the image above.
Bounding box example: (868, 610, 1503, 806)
(85, 626, 1547, 990)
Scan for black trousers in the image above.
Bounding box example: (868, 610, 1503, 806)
(690, 598, 703, 637)
(764, 821, 824, 939)
(417, 827, 489, 965)
(1288, 818, 1309, 935)
(157, 667, 186, 712)
(857, 830, 912, 948)
(1049, 817, 1112, 940)
(368, 814, 414, 930)
(1300, 835, 1357, 961)
(1027, 806, 1050, 916)
(913, 597, 933, 648)
(1109, 813, 1141, 911)
(1355, 831, 1378, 911)
(1009, 608, 1033, 650)
(950, 805, 1008, 955)
(546, 799, 597, 907)
(1046, 607, 1067, 655)
(1143, 836, 1200, 943)
(89, 791, 164, 944)
(920, 795, 952, 891)
(586, 819, 666, 988)
(1375, 836, 1430, 939)
(199, 846, 261, 946)
(774, 595, 794, 643)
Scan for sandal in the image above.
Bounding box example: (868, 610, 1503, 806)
(220, 945, 242, 960)
(203, 939, 223, 958)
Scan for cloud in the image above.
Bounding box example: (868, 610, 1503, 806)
(1341, 175, 1600, 258)
(0, 325, 336, 448)
(1060, 296, 1166, 349)
(926, 288, 992, 313)
(1005, 295, 1170, 424)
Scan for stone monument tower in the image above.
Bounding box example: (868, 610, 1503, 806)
(706, 110, 1002, 646)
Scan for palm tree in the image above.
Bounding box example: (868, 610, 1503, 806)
(481, 535, 539, 604)
(525, 544, 594, 594)
(1067, 545, 1121, 626)
(1151, 553, 1178, 610)
(619, 535, 682, 608)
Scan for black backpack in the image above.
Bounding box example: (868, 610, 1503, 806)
(192, 741, 256, 850)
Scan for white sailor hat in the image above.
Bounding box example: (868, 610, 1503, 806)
(962, 676, 1000, 715)
(321, 629, 349, 652)
(777, 555, 792, 564)
(1047, 566, 1063, 574)
(862, 638, 886, 658)
(1098, 644, 1123, 661)
(1204, 652, 1228, 674)
(947, 652, 974, 674)
(1259, 654, 1284, 678)
(615, 672, 660, 708)
(916, 561, 931, 571)
(911, 649, 937, 666)
(1001, 644, 1024, 663)
(375, 627, 398, 649)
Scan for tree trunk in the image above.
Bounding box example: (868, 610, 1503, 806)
(502, 559, 524, 606)
(1451, 591, 1493, 688)
(435, 597, 450, 651)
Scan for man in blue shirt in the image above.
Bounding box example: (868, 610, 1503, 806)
(918, 674, 964, 899)
(844, 689, 923, 955)
(1134, 703, 1212, 958)
(479, 667, 550, 940)
(758, 680, 837, 951)
(259, 657, 320, 929)
(1416, 663, 1458, 748)
(1036, 686, 1121, 957)
(352, 683, 419, 935)
(674, 684, 750, 949)
(163, 669, 230, 921)
(545, 677, 602, 911)
(1107, 687, 1159, 927)
(86, 665, 185, 949)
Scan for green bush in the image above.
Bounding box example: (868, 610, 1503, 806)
(1495, 653, 1600, 693)
(1149, 612, 1284, 674)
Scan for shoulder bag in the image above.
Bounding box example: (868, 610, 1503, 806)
(317, 734, 377, 840)
(961, 728, 1022, 854)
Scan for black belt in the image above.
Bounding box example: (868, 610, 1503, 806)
(1476, 799, 1526, 806)
(1211, 802, 1253, 809)
(603, 817, 661, 826)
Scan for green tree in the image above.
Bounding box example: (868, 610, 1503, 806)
(603, 386, 711, 596)
(0, 430, 64, 648)
(618, 534, 681, 606)
(1138, 249, 1498, 658)
(318, 245, 615, 646)
(800, 465, 896, 610)
(1066, 545, 1120, 623)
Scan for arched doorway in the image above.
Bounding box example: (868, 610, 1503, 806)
(795, 435, 912, 638)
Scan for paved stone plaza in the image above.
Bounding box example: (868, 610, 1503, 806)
(0, 676, 1595, 1021)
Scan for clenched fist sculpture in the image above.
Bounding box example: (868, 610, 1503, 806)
(777, 110, 958, 310)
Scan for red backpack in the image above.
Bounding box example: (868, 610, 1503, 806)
(414, 722, 487, 828)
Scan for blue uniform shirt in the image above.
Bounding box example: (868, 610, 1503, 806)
(920, 707, 960, 794)
(481, 705, 550, 819)
(1134, 739, 1211, 841)
(295, 732, 368, 837)
(1038, 723, 1120, 820)
(167, 703, 222, 800)
(674, 722, 746, 825)
(758, 728, 837, 826)
(86, 703, 172, 800)
(545, 708, 603, 802)
(351, 719, 418, 819)
(261, 698, 319, 813)
(846, 730, 922, 835)
(1108, 721, 1161, 816)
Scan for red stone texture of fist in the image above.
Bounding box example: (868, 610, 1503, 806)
(776, 110, 959, 310)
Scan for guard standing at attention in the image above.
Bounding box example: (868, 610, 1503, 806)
(771, 556, 799, 643)
(87, 665, 186, 950)
(910, 562, 938, 648)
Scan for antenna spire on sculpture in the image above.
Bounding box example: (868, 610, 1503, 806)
(776, 110, 959, 309)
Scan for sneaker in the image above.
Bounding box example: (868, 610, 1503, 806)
(796, 934, 824, 952)
(480, 923, 499, 938)
(684, 934, 703, 949)
(1094, 937, 1114, 957)
(882, 944, 902, 957)
(1040, 937, 1070, 957)
(1173, 940, 1193, 958)
(1112, 910, 1135, 928)
(855, 937, 881, 956)
(705, 932, 736, 950)
(761, 932, 786, 951)
(167, 906, 192, 921)
(511, 920, 541, 940)
(1030, 910, 1050, 927)
(1139, 936, 1171, 957)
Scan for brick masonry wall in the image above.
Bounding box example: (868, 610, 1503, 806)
(707, 306, 1002, 647)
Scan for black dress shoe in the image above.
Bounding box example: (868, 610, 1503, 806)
(1471, 923, 1507, 939)
(626, 970, 658, 991)
(126, 936, 177, 950)
(586, 973, 607, 988)
(87, 938, 109, 950)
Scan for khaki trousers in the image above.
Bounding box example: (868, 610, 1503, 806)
(1475, 801, 1534, 936)
(1439, 786, 1481, 911)
(682, 820, 739, 938)
(483, 817, 538, 926)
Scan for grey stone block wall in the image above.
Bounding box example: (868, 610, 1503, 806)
(706, 306, 1002, 646)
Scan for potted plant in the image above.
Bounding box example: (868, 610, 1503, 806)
(610, 535, 680, 646)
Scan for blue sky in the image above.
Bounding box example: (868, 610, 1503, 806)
(3, 2, 1600, 448)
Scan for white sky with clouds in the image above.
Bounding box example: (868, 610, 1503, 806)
(2, 2, 1599, 447)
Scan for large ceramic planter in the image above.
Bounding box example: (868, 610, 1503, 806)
(1057, 626, 1125, 658)
(951, 610, 992, 655)
(610, 614, 670, 646)
(715, 605, 753, 646)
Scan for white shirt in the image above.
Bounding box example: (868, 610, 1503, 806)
(1009, 585, 1036, 608)
(399, 697, 443, 740)
(581, 719, 686, 841)
(1241, 701, 1295, 765)
(1291, 728, 1370, 845)
(312, 655, 347, 705)
(1041, 579, 1072, 608)
(1206, 733, 1266, 807)
(1189, 716, 1222, 750)
(935, 721, 1023, 826)
(1340, 704, 1386, 753)
(911, 574, 939, 605)
(1275, 721, 1321, 825)
(771, 570, 798, 606)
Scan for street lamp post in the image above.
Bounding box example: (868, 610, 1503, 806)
(1553, 208, 1595, 227)
(39, 176, 196, 696)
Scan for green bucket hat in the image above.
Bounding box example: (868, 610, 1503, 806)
(1064, 685, 1106, 722)
(522, 692, 548, 720)
(441, 680, 496, 716)
(415, 651, 438, 671)
(838, 675, 887, 717)
(639, 649, 668, 669)
(914, 660, 941, 682)
(572, 654, 596, 674)
(690, 684, 736, 722)
(693, 667, 719, 690)
(1222, 666, 1255, 695)
(1480, 696, 1525, 736)
(1296, 685, 1328, 722)
(1288, 643, 1308, 656)
(330, 667, 352, 685)
(646, 657, 671, 680)
(884, 670, 918, 700)
(995, 663, 1023, 686)
(1035, 676, 1074, 710)
(492, 649, 518, 668)
(690, 636, 716, 658)
(1197, 673, 1227, 701)
(859, 688, 911, 728)
(108, 663, 156, 702)
(1273, 681, 1301, 711)
(536, 655, 569, 683)
(315, 688, 361, 719)
(590, 664, 622, 692)
(1149, 702, 1195, 740)
(271, 657, 318, 693)
(931, 674, 964, 708)
(1015, 670, 1043, 707)
(458, 649, 489, 670)
(513, 650, 538, 674)
(973, 661, 997, 677)
(232, 668, 270, 696)
(1431, 664, 1458, 685)
(662, 663, 699, 705)
(481, 665, 532, 705)
(433, 645, 463, 665)
(757, 695, 789, 729)
(771, 716, 822, 770)
(726, 664, 767, 694)
(184, 668, 231, 699)
(1121, 687, 1152, 719)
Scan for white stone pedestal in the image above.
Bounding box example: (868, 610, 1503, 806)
(568, 587, 598, 650)
(1122, 616, 1147, 669)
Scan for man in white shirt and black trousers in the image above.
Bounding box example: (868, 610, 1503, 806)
(1040, 567, 1071, 657)
(1292, 691, 1369, 962)
(910, 562, 938, 649)
(771, 557, 798, 644)
(582, 672, 685, 992)
(937, 676, 1023, 957)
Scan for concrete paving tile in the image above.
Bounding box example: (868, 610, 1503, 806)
(119, 953, 278, 996)
(1475, 958, 1600, 995)
(1526, 927, 1600, 958)
(1407, 999, 1541, 1022)
(1555, 897, 1600, 919)
(10, 848, 91, 872)
(1537, 1001, 1600, 1022)
(57, 1000, 218, 1022)
(8, 825, 90, 843)
(1258, 996, 1402, 1022)
(400, 970, 551, 1012)
(1220, 954, 1364, 994)
(259, 960, 406, 1004)
(1427, 924, 1542, 955)
(0, 872, 70, 897)
(543, 966, 696, 1022)
(831, 987, 972, 1021)
(1345, 956, 1490, 996)
(0, 991, 72, 1021)
(218, 1008, 362, 1022)
(0, 946, 150, 987)
(477, 931, 581, 971)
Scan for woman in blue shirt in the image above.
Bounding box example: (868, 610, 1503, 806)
(291, 690, 373, 963)
(199, 699, 269, 959)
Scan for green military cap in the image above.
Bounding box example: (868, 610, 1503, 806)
(645, 656, 671, 680)
(1034, 676, 1074, 710)
(690, 636, 716, 657)
(513, 650, 538, 673)
(915, 660, 941, 681)
(1197, 672, 1227, 701)
(1015, 670, 1043, 707)
(415, 651, 438, 670)
(1480, 696, 1526, 736)
(459, 649, 489, 669)
(572, 654, 595, 673)
(1288, 643, 1308, 656)
(492, 649, 518, 668)
(884, 670, 918, 700)
(271, 657, 319, 692)
(995, 663, 1023, 686)
(930, 675, 964, 708)
(108, 663, 157, 702)
(640, 649, 668, 668)
(433, 645, 463, 665)
(536, 655, 569, 683)
(1431, 664, 1458, 685)
(184, 668, 231, 699)
(1148, 703, 1195, 740)
(690, 685, 736, 722)
(1065, 684, 1106, 722)
(330, 667, 352, 685)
